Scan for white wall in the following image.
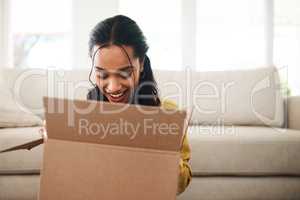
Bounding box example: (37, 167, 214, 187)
(72, 0, 119, 69)
(181, 0, 196, 69)
(264, 0, 274, 66)
(0, 0, 4, 67)
(0, 0, 10, 68)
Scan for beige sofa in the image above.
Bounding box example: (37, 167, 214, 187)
(0, 67, 300, 200)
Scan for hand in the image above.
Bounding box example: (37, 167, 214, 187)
(39, 120, 48, 142)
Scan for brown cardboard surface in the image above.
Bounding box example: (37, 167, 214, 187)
(43, 97, 187, 151)
(38, 97, 189, 200)
(39, 139, 180, 200)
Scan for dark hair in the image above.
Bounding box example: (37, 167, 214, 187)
(87, 15, 161, 106)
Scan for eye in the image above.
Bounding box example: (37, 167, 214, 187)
(119, 68, 133, 79)
(95, 70, 108, 79)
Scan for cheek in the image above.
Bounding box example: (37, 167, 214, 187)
(95, 77, 102, 88)
(96, 77, 136, 92)
(133, 70, 140, 86)
(95, 78, 108, 93)
(122, 77, 136, 90)
(95, 80, 105, 94)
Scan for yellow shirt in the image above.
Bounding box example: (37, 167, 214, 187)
(161, 99, 192, 195)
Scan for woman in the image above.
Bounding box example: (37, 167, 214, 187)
(87, 15, 191, 195)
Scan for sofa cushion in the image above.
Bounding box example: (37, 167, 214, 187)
(155, 67, 284, 127)
(188, 125, 300, 176)
(2, 67, 284, 127)
(287, 96, 300, 130)
(1, 69, 89, 118)
(0, 175, 40, 200)
(0, 73, 43, 128)
(0, 127, 43, 175)
(177, 177, 300, 200)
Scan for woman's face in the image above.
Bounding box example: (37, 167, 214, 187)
(93, 45, 143, 103)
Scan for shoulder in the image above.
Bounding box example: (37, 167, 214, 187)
(161, 99, 178, 110)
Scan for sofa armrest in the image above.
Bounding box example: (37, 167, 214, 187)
(287, 96, 300, 130)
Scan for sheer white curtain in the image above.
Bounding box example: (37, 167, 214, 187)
(196, 0, 268, 71)
(8, 0, 72, 69)
(119, 0, 182, 70)
(0, 3, 3, 67)
(0, 0, 7, 68)
(274, 0, 300, 95)
(1, 0, 300, 96)
(119, 0, 271, 71)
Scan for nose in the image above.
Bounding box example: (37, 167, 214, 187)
(105, 77, 122, 93)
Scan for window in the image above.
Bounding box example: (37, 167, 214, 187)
(196, 0, 267, 71)
(1, 0, 298, 96)
(8, 0, 72, 69)
(119, 0, 182, 70)
(274, 0, 300, 95)
(119, 0, 270, 71)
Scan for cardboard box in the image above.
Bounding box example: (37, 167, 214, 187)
(1, 97, 190, 200)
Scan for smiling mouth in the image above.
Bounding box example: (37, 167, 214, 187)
(106, 90, 128, 102)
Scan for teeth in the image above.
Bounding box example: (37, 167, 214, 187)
(110, 92, 124, 98)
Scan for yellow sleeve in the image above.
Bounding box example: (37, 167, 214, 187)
(177, 133, 192, 194)
(161, 100, 192, 195)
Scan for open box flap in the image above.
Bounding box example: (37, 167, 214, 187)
(0, 138, 44, 153)
(44, 97, 188, 152)
(0, 97, 191, 153)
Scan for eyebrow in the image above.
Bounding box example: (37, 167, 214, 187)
(95, 66, 132, 71)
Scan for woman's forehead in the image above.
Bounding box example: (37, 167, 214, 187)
(93, 45, 136, 70)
